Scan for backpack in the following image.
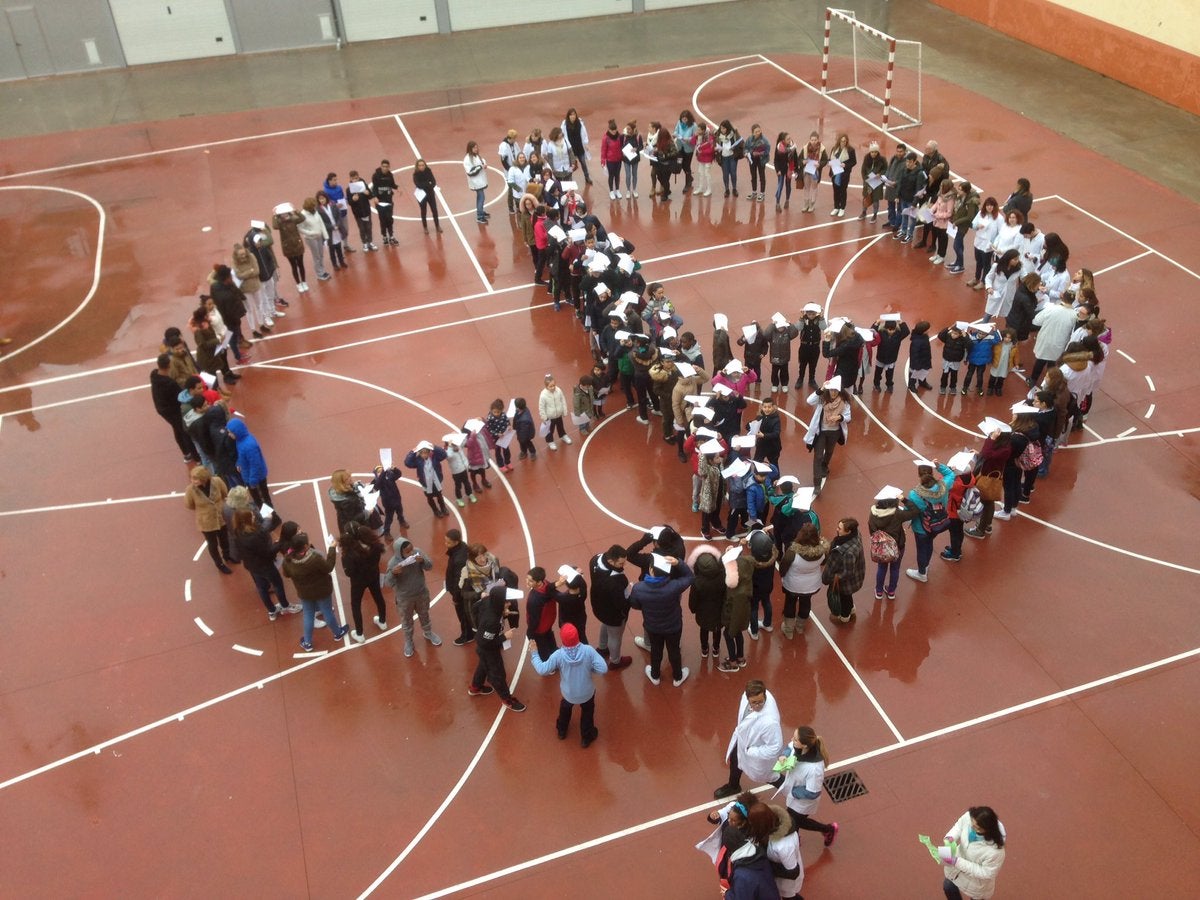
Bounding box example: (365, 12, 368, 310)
(920, 500, 950, 535)
(869, 529, 899, 564)
(957, 487, 983, 524)
(1016, 440, 1044, 471)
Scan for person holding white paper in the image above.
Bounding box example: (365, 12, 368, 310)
(600, 118, 624, 198)
(468, 584, 527, 712)
(940, 807, 1007, 900)
(282, 532, 351, 651)
(920, 180, 956, 264)
(947, 180, 980, 274)
(463, 141, 490, 224)
(404, 443, 451, 518)
(694, 121, 715, 197)
(772, 132, 798, 211)
(882, 142, 907, 230)
(346, 169, 378, 251)
(371, 464, 409, 534)
(314, 192, 345, 272)
(858, 141, 887, 220)
(620, 120, 644, 198)
(804, 377, 852, 495)
(983, 249, 1022, 324)
(545, 125, 576, 182)
(411, 158, 442, 234)
(744, 124, 770, 203)
(715, 119, 743, 198)
(296, 196, 330, 284)
(798, 131, 827, 213)
(538, 375, 571, 450)
(320, 173, 353, 249)
(872, 316, 910, 392)
(370, 159, 398, 246)
(484, 399, 514, 472)
(827, 132, 857, 216)
(231, 244, 268, 339)
(895, 152, 927, 242)
(383, 538, 441, 658)
(967, 195, 1002, 288)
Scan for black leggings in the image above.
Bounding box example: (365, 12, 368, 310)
(973, 247, 993, 282)
(699, 627, 721, 653)
(328, 241, 345, 269)
(788, 809, 834, 835)
(796, 347, 820, 387)
(378, 209, 394, 239)
(782, 589, 815, 620)
(419, 196, 440, 228)
(494, 444, 511, 467)
(545, 417, 566, 442)
(349, 577, 387, 635)
(202, 528, 230, 568)
(286, 254, 305, 284)
(748, 157, 767, 192)
(606, 160, 621, 192)
(931, 226, 949, 256)
(722, 627, 745, 660)
(452, 471, 473, 498)
(770, 362, 790, 389)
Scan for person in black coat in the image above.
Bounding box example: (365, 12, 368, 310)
(752, 397, 782, 467)
(469, 585, 526, 711)
(872, 319, 910, 392)
(590, 545, 632, 668)
(232, 508, 295, 618)
(908, 321, 934, 391)
(444, 528, 473, 644)
(371, 464, 409, 535)
(822, 322, 864, 387)
(1007, 273, 1039, 341)
(209, 266, 248, 363)
(412, 158, 441, 234)
(151, 354, 197, 461)
(371, 160, 398, 246)
(937, 324, 971, 394)
(736, 323, 769, 386)
(346, 169, 377, 251)
(340, 521, 387, 641)
(554, 569, 590, 644)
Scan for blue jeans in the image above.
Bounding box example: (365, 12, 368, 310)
(950, 228, 966, 267)
(251, 567, 288, 613)
(302, 596, 342, 645)
(623, 160, 639, 191)
(914, 532, 935, 574)
(887, 198, 900, 228)
(775, 173, 792, 204)
(474, 188, 486, 219)
(900, 212, 917, 240)
(720, 156, 738, 191)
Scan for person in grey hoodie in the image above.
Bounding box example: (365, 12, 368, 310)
(383, 539, 442, 657)
(530, 623, 607, 747)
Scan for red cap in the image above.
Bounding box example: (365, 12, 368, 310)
(560, 623, 579, 647)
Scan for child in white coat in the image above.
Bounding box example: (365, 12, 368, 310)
(538, 374, 571, 450)
(442, 434, 475, 507)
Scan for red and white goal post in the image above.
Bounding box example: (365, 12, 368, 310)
(821, 8, 923, 131)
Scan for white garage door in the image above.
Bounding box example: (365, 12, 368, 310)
(447, 0, 631, 32)
(339, 0, 438, 42)
(109, 0, 236, 65)
(644, 0, 735, 9)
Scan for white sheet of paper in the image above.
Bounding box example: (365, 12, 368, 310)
(199, 372, 216, 388)
(260, 504, 274, 519)
(622, 143, 638, 161)
(730, 434, 756, 449)
(917, 206, 934, 223)
(496, 430, 515, 449)
(538, 420, 551, 438)
(748, 420, 762, 435)
(230, 272, 243, 288)
(379, 448, 392, 469)
(866, 173, 884, 189)
(607, 232, 624, 249)
(547, 225, 567, 243)
(947, 223, 958, 238)
(948, 450, 976, 472)
(337, 198, 348, 211)
(348, 181, 366, 194)
(560, 180, 578, 192)
(978, 417, 1011, 435)
(741, 324, 758, 343)
(507, 399, 517, 418)
(879, 313, 902, 322)
(413, 188, 427, 203)
(675, 362, 697, 379)
(215, 331, 233, 355)
(829, 158, 844, 176)
(568, 227, 586, 242)
(803, 159, 818, 176)
(571, 412, 590, 427)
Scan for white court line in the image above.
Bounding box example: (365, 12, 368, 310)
(232, 645, 264, 657)
(1145, 403, 1155, 419)
(0, 56, 760, 184)
(1117, 426, 1137, 438)
(691, 61, 768, 128)
(269, 481, 303, 496)
(0, 186, 105, 362)
(184, 579, 191, 603)
(1082, 423, 1104, 440)
(1117, 349, 1137, 364)
(1063, 425, 1200, 448)
(193, 617, 213, 637)
(1092, 249, 1153, 276)
(393, 114, 492, 293)
(415, 646, 1200, 899)
(809, 617, 904, 741)
(192, 541, 206, 562)
(1145, 375, 1156, 392)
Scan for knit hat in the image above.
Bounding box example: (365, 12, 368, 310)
(560, 623, 580, 647)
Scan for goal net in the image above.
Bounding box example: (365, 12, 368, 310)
(821, 8, 922, 131)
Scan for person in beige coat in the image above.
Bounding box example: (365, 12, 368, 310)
(184, 466, 233, 574)
(538, 374, 571, 450)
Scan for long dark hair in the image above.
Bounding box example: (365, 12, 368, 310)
(970, 806, 1005, 847)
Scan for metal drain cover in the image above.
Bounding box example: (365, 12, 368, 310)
(824, 770, 868, 804)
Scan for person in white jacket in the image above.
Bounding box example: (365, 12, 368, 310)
(713, 679, 784, 799)
(775, 724, 839, 846)
(941, 806, 1006, 899)
(1028, 297, 1077, 386)
(463, 141, 490, 224)
(538, 374, 571, 450)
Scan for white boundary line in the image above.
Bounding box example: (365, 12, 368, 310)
(1092, 249, 1153, 276)
(1145, 403, 1156, 419)
(193, 617, 213, 637)
(0, 56, 761, 183)
(0, 186, 105, 361)
(393, 114, 492, 293)
(232, 644, 263, 657)
(412, 643, 1200, 899)
(808, 617, 904, 741)
(311, 480, 350, 647)
(690, 61, 768, 128)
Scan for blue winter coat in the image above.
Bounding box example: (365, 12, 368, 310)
(628, 563, 695, 633)
(225, 419, 267, 484)
(404, 447, 448, 491)
(967, 332, 1001, 365)
(531, 643, 608, 703)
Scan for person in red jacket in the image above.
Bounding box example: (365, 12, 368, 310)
(526, 567, 559, 662)
(600, 118, 624, 199)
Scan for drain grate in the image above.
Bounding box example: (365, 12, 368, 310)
(824, 770, 868, 804)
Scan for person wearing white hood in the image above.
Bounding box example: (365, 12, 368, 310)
(530, 623, 607, 747)
(804, 375, 852, 497)
(714, 679, 785, 799)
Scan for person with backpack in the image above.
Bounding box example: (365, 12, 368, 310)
(942, 459, 981, 562)
(904, 461, 956, 583)
(866, 486, 920, 600)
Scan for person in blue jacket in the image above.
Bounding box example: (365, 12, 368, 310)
(960, 324, 1001, 397)
(225, 419, 271, 509)
(529, 623, 607, 747)
(404, 441, 450, 518)
(905, 460, 955, 584)
(745, 461, 778, 528)
(512, 397, 537, 461)
(724, 803, 783, 900)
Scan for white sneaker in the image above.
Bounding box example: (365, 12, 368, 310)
(314, 617, 327, 629)
(272, 309, 286, 318)
(781, 385, 788, 394)
(263, 318, 274, 328)
(830, 208, 839, 216)
(373, 615, 387, 631)
(906, 568, 928, 583)
(759, 622, 773, 633)
(299, 282, 308, 292)
(636, 416, 649, 424)
(609, 190, 616, 200)
(616, 190, 623, 199)
(548, 441, 558, 451)
(562, 434, 573, 445)
(994, 509, 1012, 520)
(673, 667, 690, 687)
(351, 630, 365, 644)
(931, 255, 944, 265)
(633, 190, 639, 198)
(748, 629, 760, 641)
(644, 665, 661, 685)
(634, 636, 650, 652)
